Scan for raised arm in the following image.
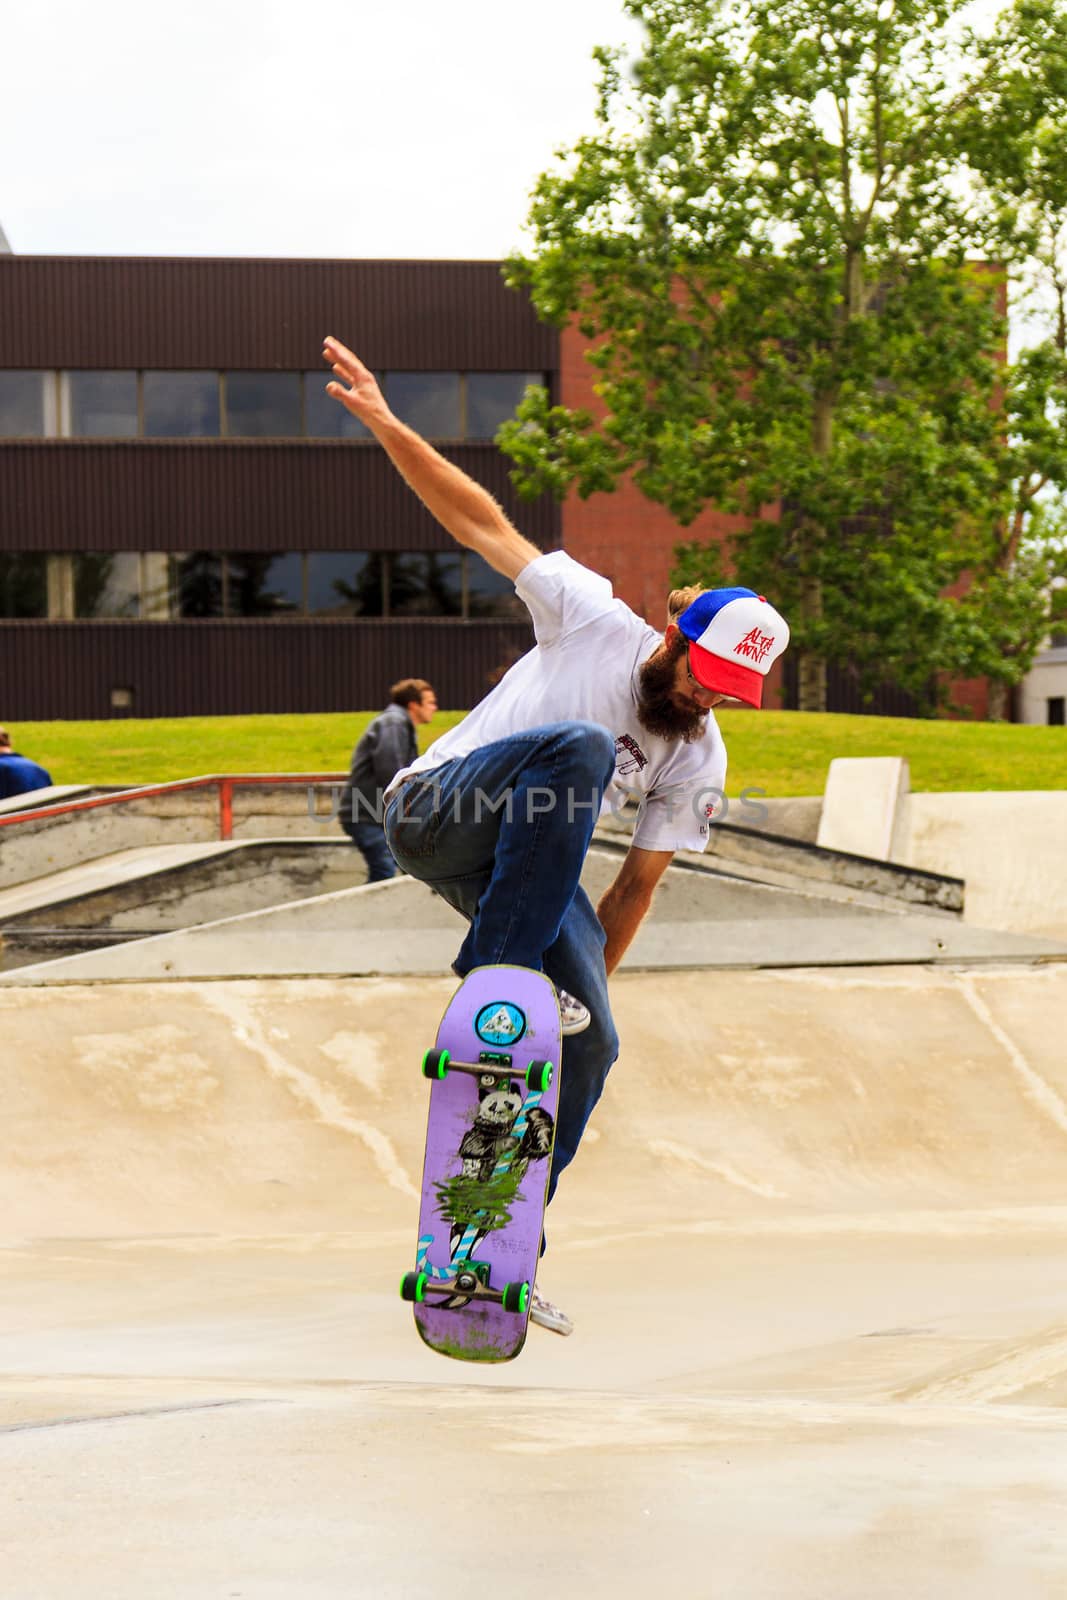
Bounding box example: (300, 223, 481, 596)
(323, 336, 543, 583)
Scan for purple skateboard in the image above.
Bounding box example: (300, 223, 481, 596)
(402, 966, 562, 1362)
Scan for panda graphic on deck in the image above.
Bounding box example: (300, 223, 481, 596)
(446, 1073, 554, 1259)
(459, 1073, 554, 1184)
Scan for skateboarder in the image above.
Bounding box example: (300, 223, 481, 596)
(323, 335, 789, 1334)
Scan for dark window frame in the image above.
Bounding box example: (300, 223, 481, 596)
(5, 368, 549, 440)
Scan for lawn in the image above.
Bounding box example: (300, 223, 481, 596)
(9, 708, 1066, 795)
(715, 708, 1067, 796)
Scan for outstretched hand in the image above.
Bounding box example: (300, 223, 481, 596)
(322, 336, 388, 425)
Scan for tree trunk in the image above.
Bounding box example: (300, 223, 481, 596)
(987, 678, 1010, 722)
(796, 396, 835, 714)
(796, 570, 827, 711)
(797, 650, 828, 713)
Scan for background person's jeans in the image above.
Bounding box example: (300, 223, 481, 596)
(343, 820, 397, 883)
(384, 721, 621, 1204)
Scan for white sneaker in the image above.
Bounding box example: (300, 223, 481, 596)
(556, 987, 591, 1036)
(530, 1287, 573, 1336)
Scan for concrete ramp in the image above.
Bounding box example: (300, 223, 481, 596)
(5, 966, 1067, 1237)
(0, 839, 365, 969)
(5, 846, 1065, 983)
(3, 966, 1067, 1600)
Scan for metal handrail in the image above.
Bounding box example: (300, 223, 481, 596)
(0, 773, 347, 842)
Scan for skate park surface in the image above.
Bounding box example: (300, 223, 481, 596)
(4, 787, 1067, 1597)
(5, 956, 1067, 1597)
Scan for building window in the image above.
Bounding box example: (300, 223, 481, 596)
(0, 553, 48, 617)
(385, 373, 462, 438)
(0, 372, 51, 437)
(226, 553, 303, 617)
(389, 552, 464, 617)
(142, 554, 172, 619)
(170, 552, 225, 617)
(303, 371, 369, 439)
(143, 372, 221, 437)
(306, 552, 383, 616)
(0, 369, 549, 438)
(0, 548, 539, 622)
(65, 371, 139, 437)
(73, 553, 143, 618)
(1049, 697, 1065, 727)
(466, 372, 542, 438)
(224, 372, 302, 437)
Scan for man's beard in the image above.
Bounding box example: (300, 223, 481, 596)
(636, 639, 708, 743)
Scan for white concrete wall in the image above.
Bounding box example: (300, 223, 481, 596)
(1018, 647, 1067, 725)
(900, 791, 1067, 938)
(817, 757, 910, 859)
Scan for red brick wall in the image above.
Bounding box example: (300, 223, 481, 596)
(944, 676, 992, 721)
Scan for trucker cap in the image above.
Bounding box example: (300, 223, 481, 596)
(675, 587, 790, 708)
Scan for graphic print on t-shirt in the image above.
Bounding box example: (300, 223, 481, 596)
(614, 732, 649, 777)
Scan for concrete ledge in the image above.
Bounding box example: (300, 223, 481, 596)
(817, 757, 910, 859)
(595, 809, 964, 915)
(704, 824, 964, 914)
(0, 785, 97, 817)
(0, 839, 364, 932)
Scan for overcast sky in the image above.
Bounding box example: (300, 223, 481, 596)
(1, 0, 642, 261)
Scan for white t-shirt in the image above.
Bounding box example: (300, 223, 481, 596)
(388, 551, 728, 853)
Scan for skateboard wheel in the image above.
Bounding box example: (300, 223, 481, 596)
(400, 1271, 428, 1304)
(501, 1281, 530, 1315)
(422, 1047, 450, 1080)
(525, 1059, 553, 1093)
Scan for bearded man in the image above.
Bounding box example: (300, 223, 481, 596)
(322, 335, 789, 1335)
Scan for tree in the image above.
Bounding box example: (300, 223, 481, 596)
(952, 33, 1067, 716)
(500, 0, 1067, 712)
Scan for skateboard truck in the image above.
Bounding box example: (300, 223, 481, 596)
(400, 1268, 530, 1316)
(421, 1047, 554, 1093)
(453, 1261, 491, 1293)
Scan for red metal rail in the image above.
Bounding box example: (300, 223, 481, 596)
(0, 774, 346, 842)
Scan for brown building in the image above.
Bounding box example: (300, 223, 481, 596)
(0, 255, 564, 719)
(1, 251, 936, 720)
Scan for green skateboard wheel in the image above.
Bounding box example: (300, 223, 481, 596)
(422, 1047, 450, 1080)
(400, 1271, 428, 1303)
(525, 1059, 553, 1093)
(501, 1281, 530, 1315)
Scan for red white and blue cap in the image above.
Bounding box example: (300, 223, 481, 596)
(675, 587, 790, 708)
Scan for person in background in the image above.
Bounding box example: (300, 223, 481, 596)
(0, 726, 53, 800)
(339, 680, 438, 880)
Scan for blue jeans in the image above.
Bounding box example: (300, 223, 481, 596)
(384, 721, 621, 1205)
(343, 820, 398, 883)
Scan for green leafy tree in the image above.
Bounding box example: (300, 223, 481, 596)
(953, 44, 1067, 716)
(500, 0, 1067, 712)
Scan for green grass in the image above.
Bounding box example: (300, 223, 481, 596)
(7, 712, 468, 789)
(7, 708, 1066, 794)
(715, 708, 1067, 795)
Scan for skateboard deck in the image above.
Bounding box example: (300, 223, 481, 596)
(402, 965, 562, 1362)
